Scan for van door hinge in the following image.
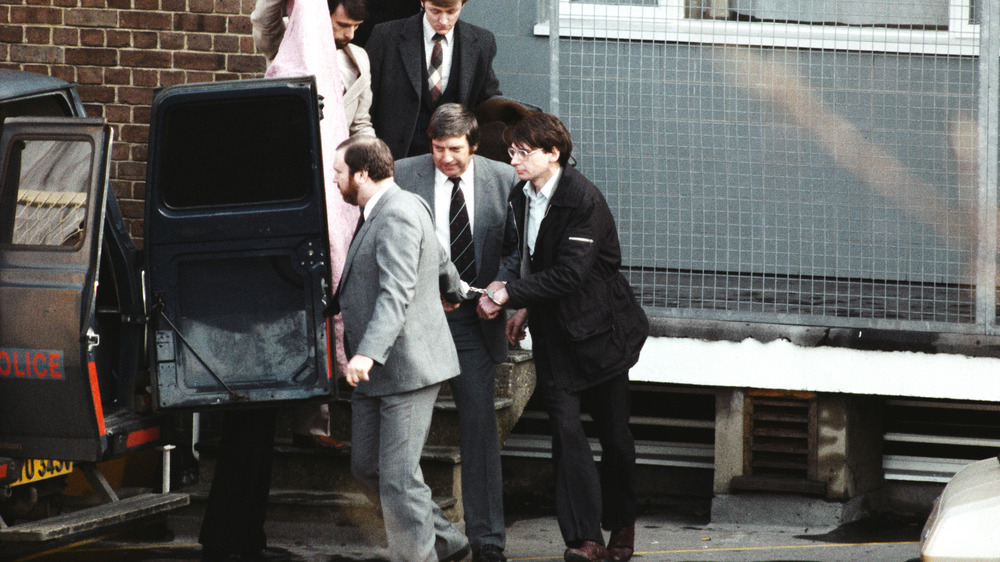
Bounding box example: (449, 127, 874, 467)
(86, 328, 100, 351)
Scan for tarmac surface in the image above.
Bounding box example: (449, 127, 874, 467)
(3, 503, 923, 561)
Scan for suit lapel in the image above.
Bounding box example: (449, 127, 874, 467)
(455, 20, 477, 104)
(342, 185, 399, 287)
(471, 156, 492, 265)
(399, 15, 425, 100)
(342, 46, 362, 104)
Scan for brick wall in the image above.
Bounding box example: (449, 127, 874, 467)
(0, 0, 267, 246)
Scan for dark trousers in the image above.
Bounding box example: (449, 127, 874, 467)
(447, 306, 506, 551)
(537, 372, 636, 545)
(199, 408, 277, 555)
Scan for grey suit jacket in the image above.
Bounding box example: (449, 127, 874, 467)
(367, 14, 502, 158)
(251, 0, 375, 136)
(339, 183, 465, 396)
(395, 155, 520, 363)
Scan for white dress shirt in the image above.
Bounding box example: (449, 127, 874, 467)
(523, 167, 561, 256)
(423, 18, 455, 94)
(433, 160, 476, 259)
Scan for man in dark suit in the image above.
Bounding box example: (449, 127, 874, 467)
(478, 113, 648, 562)
(334, 135, 471, 562)
(366, 0, 502, 159)
(395, 103, 519, 562)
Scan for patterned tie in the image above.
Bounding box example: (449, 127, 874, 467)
(449, 177, 476, 284)
(428, 34, 445, 102)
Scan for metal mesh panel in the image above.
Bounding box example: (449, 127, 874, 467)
(545, 0, 995, 333)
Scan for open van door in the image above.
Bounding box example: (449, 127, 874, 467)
(0, 117, 113, 462)
(144, 76, 333, 410)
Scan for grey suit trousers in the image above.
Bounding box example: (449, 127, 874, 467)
(350, 383, 467, 562)
(446, 306, 506, 551)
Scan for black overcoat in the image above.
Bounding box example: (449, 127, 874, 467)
(503, 165, 647, 392)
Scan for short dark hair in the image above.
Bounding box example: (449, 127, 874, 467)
(427, 103, 479, 148)
(423, 0, 468, 7)
(337, 136, 394, 181)
(328, 0, 368, 20)
(508, 112, 572, 167)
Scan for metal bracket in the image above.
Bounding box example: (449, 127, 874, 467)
(78, 462, 119, 504)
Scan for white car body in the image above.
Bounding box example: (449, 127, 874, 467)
(921, 456, 1000, 561)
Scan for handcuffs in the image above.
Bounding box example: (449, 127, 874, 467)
(467, 282, 506, 306)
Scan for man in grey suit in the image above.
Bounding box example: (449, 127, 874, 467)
(366, 0, 502, 159)
(333, 136, 471, 562)
(252, 0, 376, 137)
(395, 103, 518, 562)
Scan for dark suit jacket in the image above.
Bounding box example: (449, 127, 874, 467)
(395, 154, 520, 363)
(503, 166, 648, 391)
(367, 14, 502, 158)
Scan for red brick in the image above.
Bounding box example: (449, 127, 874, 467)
(174, 13, 226, 33)
(131, 143, 148, 162)
(53, 27, 80, 45)
(133, 104, 151, 123)
(0, 25, 24, 44)
(10, 44, 62, 64)
(216, 0, 241, 14)
(229, 15, 252, 35)
(159, 70, 186, 86)
(80, 28, 105, 46)
(213, 33, 239, 53)
(111, 142, 130, 161)
(239, 35, 256, 54)
(105, 0, 131, 9)
(131, 68, 157, 87)
(104, 67, 130, 85)
(106, 29, 131, 47)
(161, 0, 185, 11)
(25, 26, 50, 43)
(159, 31, 183, 50)
(118, 197, 145, 219)
(174, 51, 224, 71)
(227, 54, 265, 74)
(188, 0, 212, 12)
(65, 47, 116, 66)
(118, 86, 153, 105)
(188, 34, 212, 51)
(65, 9, 118, 27)
(120, 10, 172, 30)
(135, 0, 158, 10)
(10, 7, 62, 25)
(78, 84, 116, 104)
(110, 179, 130, 199)
(118, 160, 147, 180)
(50, 65, 76, 82)
(185, 70, 214, 83)
(129, 31, 155, 49)
(52, 0, 77, 7)
(106, 104, 131, 122)
(131, 181, 146, 202)
(119, 49, 171, 69)
(77, 66, 104, 84)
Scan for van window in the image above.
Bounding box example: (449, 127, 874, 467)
(158, 96, 313, 209)
(0, 138, 91, 249)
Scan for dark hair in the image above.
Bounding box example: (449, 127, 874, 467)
(337, 136, 394, 181)
(328, 0, 368, 20)
(508, 112, 572, 167)
(427, 103, 479, 147)
(423, 0, 468, 7)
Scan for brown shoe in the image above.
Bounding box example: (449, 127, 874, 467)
(291, 433, 344, 450)
(607, 525, 634, 562)
(564, 540, 609, 562)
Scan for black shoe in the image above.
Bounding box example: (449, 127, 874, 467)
(473, 544, 507, 562)
(441, 541, 471, 562)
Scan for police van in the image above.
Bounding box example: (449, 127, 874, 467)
(0, 70, 333, 541)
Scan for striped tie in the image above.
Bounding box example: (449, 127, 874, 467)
(449, 177, 476, 284)
(428, 34, 445, 102)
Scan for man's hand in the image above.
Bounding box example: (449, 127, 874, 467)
(506, 308, 528, 346)
(476, 280, 509, 319)
(345, 354, 374, 387)
(442, 297, 461, 312)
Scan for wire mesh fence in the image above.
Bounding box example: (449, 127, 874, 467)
(542, 0, 997, 333)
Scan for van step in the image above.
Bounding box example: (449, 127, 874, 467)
(0, 492, 189, 542)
